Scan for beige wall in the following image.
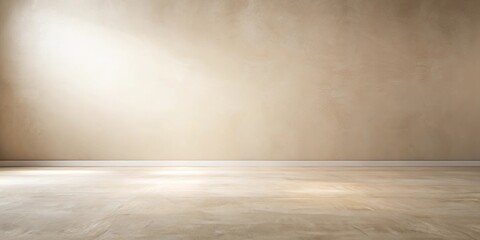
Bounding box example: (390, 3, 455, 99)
(1, 0, 480, 160)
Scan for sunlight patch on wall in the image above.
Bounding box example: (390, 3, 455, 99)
(10, 10, 192, 115)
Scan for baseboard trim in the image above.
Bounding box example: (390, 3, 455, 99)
(0, 160, 479, 167)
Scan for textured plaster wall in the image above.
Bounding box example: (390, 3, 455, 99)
(1, 0, 480, 160)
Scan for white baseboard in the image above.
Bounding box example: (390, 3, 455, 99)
(0, 160, 479, 167)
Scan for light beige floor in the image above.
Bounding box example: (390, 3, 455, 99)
(0, 167, 479, 240)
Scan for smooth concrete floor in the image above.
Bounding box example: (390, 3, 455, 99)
(0, 167, 479, 240)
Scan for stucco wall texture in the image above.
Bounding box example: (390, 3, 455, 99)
(1, 0, 479, 160)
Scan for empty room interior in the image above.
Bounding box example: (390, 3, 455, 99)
(1, 0, 480, 239)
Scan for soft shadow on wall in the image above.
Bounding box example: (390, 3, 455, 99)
(0, 0, 480, 160)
